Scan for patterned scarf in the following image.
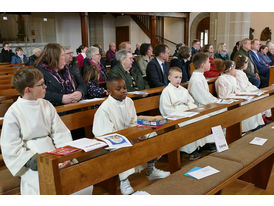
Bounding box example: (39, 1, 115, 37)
(42, 64, 75, 94)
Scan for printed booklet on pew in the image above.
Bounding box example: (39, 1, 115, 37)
(96, 133, 132, 149)
(65, 138, 107, 152)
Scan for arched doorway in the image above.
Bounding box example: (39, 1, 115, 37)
(196, 17, 210, 48)
(189, 12, 210, 47)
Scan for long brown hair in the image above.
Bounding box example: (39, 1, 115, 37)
(35, 43, 63, 69)
(83, 65, 100, 84)
(214, 59, 234, 73)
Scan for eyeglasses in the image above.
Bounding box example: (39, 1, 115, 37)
(34, 82, 46, 87)
(95, 53, 101, 56)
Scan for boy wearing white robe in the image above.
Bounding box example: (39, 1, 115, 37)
(0, 68, 93, 195)
(93, 76, 170, 195)
(159, 67, 208, 160)
(214, 59, 265, 132)
(187, 53, 218, 150)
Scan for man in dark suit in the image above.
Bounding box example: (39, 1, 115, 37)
(146, 44, 170, 88)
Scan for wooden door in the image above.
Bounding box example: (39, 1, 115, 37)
(196, 17, 210, 48)
(116, 26, 129, 47)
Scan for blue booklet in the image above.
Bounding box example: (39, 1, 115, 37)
(184, 167, 202, 178)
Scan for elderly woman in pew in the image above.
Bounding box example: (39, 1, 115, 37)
(170, 46, 192, 83)
(109, 49, 145, 92)
(28, 48, 41, 66)
(214, 59, 265, 132)
(35, 43, 87, 106)
(83, 46, 107, 83)
(11, 47, 29, 66)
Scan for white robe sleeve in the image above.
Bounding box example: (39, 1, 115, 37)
(186, 92, 197, 110)
(189, 80, 217, 105)
(92, 108, 116, 137)
(0, 110, 35, 176)
(215, 77, 235, 99)
(128, 98, 138, 127)
(48, 102, 73, 148)
(159, 89, 176, 116)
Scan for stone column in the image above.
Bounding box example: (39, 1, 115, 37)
(210, 12, 250, 54)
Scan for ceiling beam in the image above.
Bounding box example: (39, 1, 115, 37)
(112, 12, 189, 18)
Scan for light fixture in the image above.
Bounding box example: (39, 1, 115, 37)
(43, 18, 47, 22)
(3, 16, 8, 20)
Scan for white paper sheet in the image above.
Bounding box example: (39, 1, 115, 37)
(96, 133, 132, 149)
(165, 111, 199, 120)
(229, 96, 253, 100)
(216, 99, 236, 104)
(79, 98, 105, 103)
(237, 90, 265, 96)
(66, 138, 107, 152)
(249, 137, 268, 146)
(211, 125, 229, 153)
(127, 91, 148, 95)
(187, 166, 220, 180)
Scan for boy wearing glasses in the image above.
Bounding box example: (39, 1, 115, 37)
(0, 68, 94, 195)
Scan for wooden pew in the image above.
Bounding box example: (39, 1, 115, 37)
(37, 86, 274, 194)
(269, 66, 274, 85)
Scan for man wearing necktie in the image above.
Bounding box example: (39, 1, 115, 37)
(250, 39, 269, 88)
(146, 44, 170, 88)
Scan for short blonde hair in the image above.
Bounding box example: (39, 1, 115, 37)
(168, 67, 182, 76)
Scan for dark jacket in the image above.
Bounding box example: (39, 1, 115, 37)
(146, 58, 169, 88)
(191, 47, 201, 57)
(109, 62, 145, 92)
(11, 54, 29, 65)
(28, 54, 38, 66)
(267, 52, 274, 66)
(215, 52, 230, 61)
(0, 49, 14, 63)
(250, 51, 269, 75)
(235, 47, 258, 78)
(37, 65, 87, 106)
(170, 57, 190, 83)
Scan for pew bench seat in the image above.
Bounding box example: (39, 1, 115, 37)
(211, 123, 274, 166)
(142, 156, 243, 195)
(0, 168, 20, 195)
(142, 123, 274, 195)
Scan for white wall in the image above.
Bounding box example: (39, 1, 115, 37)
(129, 17, 150, 51)
(103, 14, 116, 52)
(164, 17, 184, 54)
(103, 15, 150, 52)
(250, 12, 274, 44)
(55, 12, 82, 56)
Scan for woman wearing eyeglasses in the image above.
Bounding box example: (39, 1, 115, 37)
(214, 59, 264, 132)
(109, 49, 145, 92)
(35, 43, 87, 106)
(83, 46, 107, 83)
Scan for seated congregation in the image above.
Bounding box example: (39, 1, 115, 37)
(0, 37, 273, 195)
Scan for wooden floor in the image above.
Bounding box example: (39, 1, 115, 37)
(93, 150, 274, 195)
